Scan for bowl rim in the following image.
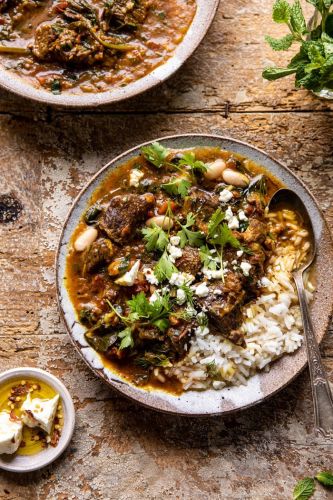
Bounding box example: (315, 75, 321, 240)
(56, 133, 333, 416)
(0, 367, 75, 472)
(0, 0, 220, 108)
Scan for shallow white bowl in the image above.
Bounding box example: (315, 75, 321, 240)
(0, 367, 75, 473)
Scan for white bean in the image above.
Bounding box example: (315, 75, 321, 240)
(74, 226, 98, 252)
(222, 168, 249, 187)
(146, 215, 174, 230)
(204, 159, 226, 180)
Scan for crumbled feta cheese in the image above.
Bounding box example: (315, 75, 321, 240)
(169, 272, 195, 287)
(143, 267, 159, 285)
(258, 277, 272, 288)
(236, 250, 244, 258)
(176, 288, 187, 305)
(219, 189, 233, 203)
(240, 261, 252, 276)
(115, 260, 140, 286)
(149, 291, 160, 303)
(193, 282, 209, 297)
(225, 206, 234, 221)
(203, 268, 224, 280)
(228, 216, 239, 230)
(167, 244, 183, 263)
(129, 168, 144, 187)
(170, 235, 180, 246)
(22, 393, 59, 434)
(0, 411, 23, 454)
(238, 210, 248, 221)
(213, 289, 222, 295)
(231, 260, 237, 265)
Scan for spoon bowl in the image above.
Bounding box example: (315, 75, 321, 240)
(269, 188, 333, 439)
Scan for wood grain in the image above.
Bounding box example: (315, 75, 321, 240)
(0, 1, 333, 498)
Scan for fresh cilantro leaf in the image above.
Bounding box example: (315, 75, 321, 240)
(141, 142, 169, 168)
(177, 213, 205, 248)
(154, 251, 178, 281)
(153, 318, 170, 332)
(127, 291, 151, 319)
(265, 33, 295, 50)
(118, 327, 134, 350)
(293, 478, 315, 500)
(290, 0, 307, 35)
(209, 223, 241, 249)
(178, 152, 207, 176)
(315, 471, 333, 487)
(161, 177, 191, 198)
(200, 245, 218, 270)
(127, 291, 171, 331)
(208, 208, 225, 238)
(272, 0, 291, 23)
(142, 223, 169, 252)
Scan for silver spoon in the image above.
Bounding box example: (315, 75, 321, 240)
(269, 188, 333, 438)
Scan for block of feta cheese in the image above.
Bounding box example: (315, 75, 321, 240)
(0, 410, 23, 454)
(22, 393, 59, 434)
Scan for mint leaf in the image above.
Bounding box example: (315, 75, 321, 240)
(265, 33, 295, 50)
(263, 66, 298, 80)
(315, 471, 333, 487)
(141, 142, 169, 168)
(293, 478, 315, 500)
(272, 0, 291, 23)
(290, 0, 307, 35)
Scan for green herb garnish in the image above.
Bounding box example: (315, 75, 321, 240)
(177, 213, 205, 248)
(263, 0, 333, 93)
(142, 223, 169, 252)
(161, 177, 191, 198)
(178, 152, 208, 177)
(154, 251, 178, 281)
(118, 327, 134, 350)
(141, 142, 170, 168)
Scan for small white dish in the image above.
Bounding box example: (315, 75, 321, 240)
(0, 367, 75, 473)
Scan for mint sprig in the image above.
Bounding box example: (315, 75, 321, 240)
(263, 0, 333, 93)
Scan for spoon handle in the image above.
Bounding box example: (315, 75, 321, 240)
(294, 271, 333, 439)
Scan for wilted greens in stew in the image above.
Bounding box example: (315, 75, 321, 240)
(66, 143, 287, 392)
(0, 0, 196, 94)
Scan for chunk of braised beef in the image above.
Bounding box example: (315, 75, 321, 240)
(166, 321, 192, 357)
(236, 218, 267, 244)
(84, 238, 113, 272)
(32, 21, 105, 65)
(186, 187, 220, 218)
(137, 326, 164, 342)
(176, 246, 202, 276)
(102, 0, 151, 30)
(100, 193, 155, 244)
(196, 273, 246, 346)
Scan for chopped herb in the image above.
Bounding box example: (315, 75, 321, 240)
(84, 204, 101, 225)
(200, 245, 218, 270)
(177, 213, 205, 248)
(208, 208, 225, 238)
(118, 327, 134, 350)
(206, 360, 219, 379)
(161, 177, 191, 198)
(142, 223, 169, 252)
(178, 152, 208, 177)
(85, 332, 117, 352)
(154, 251, 178, 281)
(315, 471, 333, 487)
(293, 477, 315, 500)
(51, 79, 62, 95)
(141, 142, 170, 168)
(135, 353, 172, 369)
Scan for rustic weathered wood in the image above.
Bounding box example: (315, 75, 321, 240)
(0, 1, 333, 498)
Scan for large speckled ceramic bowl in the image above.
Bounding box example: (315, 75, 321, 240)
(56, 134, 333, 416)
(0, 0, 219, 107)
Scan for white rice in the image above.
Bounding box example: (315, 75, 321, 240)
(164, 210, 312, 391)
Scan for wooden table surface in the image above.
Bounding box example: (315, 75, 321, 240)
(1, 1, 333, 498)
